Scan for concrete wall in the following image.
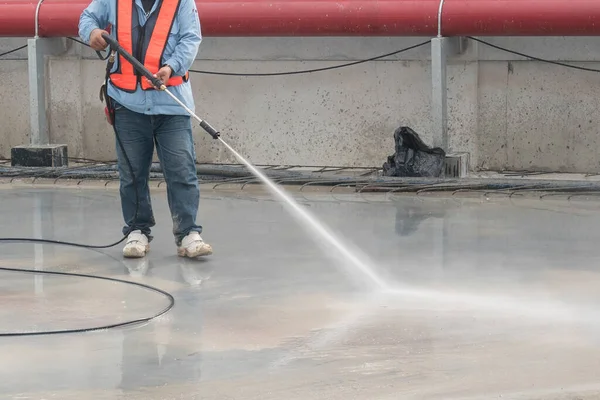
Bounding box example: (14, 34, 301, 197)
(1, 36, 600, 172)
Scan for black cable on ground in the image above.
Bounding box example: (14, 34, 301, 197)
(0, 266, 174, 338)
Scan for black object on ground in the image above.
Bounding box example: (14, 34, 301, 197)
(382, 126, 445, 178)
(11, 144, 68, 168)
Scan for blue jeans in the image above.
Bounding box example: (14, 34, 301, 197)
(112, 100, 202, 246)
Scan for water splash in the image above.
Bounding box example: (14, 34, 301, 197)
(380, 285, 600, 324)
(218, 138, 388, 290)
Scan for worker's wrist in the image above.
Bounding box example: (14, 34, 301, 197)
(162, 59, 180, 76)
(86, 27, 101, 44)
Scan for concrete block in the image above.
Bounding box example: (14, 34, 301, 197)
(445, 152, 470, 178)
(11, 144, 68, 167)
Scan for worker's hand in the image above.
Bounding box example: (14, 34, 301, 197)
(89, 29, 109, 51)
(149, 65, 173, 88)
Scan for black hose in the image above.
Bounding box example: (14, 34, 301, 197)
(0, 266, 174, 337)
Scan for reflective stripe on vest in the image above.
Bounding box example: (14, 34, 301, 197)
(110, 0, 189, 92)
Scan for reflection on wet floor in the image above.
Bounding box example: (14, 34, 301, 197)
(1, 186, 600, 399)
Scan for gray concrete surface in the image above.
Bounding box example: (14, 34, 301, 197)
(2, 183, 600, 399)
(1, 36, 600, 173)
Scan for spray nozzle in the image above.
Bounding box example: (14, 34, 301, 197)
(200, 120, 220, 139)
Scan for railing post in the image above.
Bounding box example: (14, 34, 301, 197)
(431, 36, 471, 177)
(432, 0, 470, 177)
(28, 37, 49, 146)
(11, 37, 69, 167)
(431, 36, 449, 151)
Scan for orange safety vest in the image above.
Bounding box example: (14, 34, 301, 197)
(110, 0, 189, 91)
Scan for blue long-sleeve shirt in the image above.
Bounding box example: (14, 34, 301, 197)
(79, 0, 202, 116)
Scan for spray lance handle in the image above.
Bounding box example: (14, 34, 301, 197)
(102, 33, 163, 89)
(100, 33, 220, 139)
(102, 33, 165, 90)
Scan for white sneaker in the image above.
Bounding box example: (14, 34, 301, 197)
(123, 230, 150, 258)
(177, 231, 213, 258)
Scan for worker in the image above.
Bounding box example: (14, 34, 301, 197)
(78, 0, 212, 259)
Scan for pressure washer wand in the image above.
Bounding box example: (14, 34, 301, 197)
(101, 33, 220, 139)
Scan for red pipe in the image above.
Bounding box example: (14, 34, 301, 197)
(442, 1, 600, 36)
(1, 0, 600, 38)
(0, 2, 37, 38)
(0, 0, 440, 37)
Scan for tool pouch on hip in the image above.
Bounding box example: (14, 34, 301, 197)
(99, 83, 115, 126)
(99, 50, 117, 126)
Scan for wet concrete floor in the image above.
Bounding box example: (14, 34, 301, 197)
(1, 184, 600, 399)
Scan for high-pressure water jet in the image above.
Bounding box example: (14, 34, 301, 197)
(217, 137, 389, 290)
